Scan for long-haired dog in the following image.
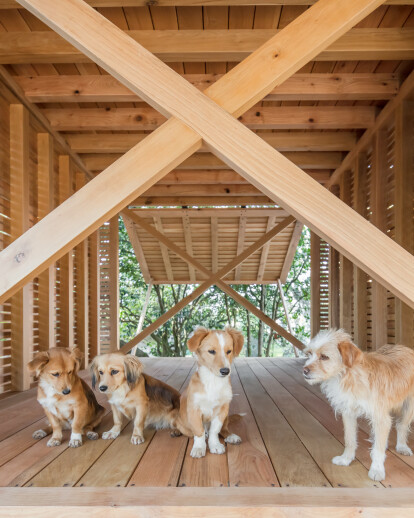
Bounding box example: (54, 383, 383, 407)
(90, 353, 181, 444)
(303, 328, 414, 481)
(175, 326, 244, 458)
(28, 347, 105, 448)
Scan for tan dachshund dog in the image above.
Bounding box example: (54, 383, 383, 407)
(28, 347, 105, 448)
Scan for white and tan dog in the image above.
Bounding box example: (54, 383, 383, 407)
(303, 328, 414, 481)
(176, 326, 244, 458)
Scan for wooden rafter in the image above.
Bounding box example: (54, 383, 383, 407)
(257, 216, 276, 282)
(15, 73, 399, 103)
(122, 216, 152, 284)
(4, 0, 413, 312)
(182, 213, 196, 283)
(1, 0, 412, 6)
(154, 216, 174, 283)
(1, 28, 412, 64)
(234, 210, 247, 281)
(279, 221, 304, 285)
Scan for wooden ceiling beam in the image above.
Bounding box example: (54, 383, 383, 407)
(44, 106, 376, 131)
(67, 131, 357, 154)
(131, 196, 275, 207)
(16, 73, 399, 103)
(84, 151, 342, 171)
(1, 28, 412, 64)
(1, 0, 412, 6)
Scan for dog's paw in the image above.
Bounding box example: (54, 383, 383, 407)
(170, 429, 182, 437)
(32, 429, 47, 440)
(368, 465, 386, 482)
(131, 434, 145, 445)
(396, 444, 413, 456)
(69, 436, 83, 448)
(225, 433, 242, 445)
(190, 445, 206, 458)
(209, 442, 226, 455)
(86, 431, 99, 440)
(47, 437, 61, 447)
(102, 430, 120, 440)
(332, 454, 354, 466)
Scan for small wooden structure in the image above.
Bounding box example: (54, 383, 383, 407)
(0, 0, 413, 515)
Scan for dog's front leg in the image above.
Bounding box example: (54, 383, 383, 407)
(69, 410, 85, 448)
(102, 404, 123, 440)
(208, 404, 229, 455)
(368, 413, 392, 481)
(332, 412, 357, 466)
(188, 407, 206, 458)
(131, 406, 147, 445)
(43, 410, 63, 447)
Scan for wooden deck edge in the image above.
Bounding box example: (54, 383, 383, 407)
(1, 487, 414, 517)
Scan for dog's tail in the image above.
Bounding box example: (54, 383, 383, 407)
(228, 413, 246, 424)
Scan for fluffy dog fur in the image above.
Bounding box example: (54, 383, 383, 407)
(90, 353, 181, 444)
(175, 326, 244, 458)
(303, 328, 414, 481)
(28, 347, 105, 448)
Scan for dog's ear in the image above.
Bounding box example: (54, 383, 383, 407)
(187, 326, 209, 352)
(89, 357, 100, 390)
(226, 326, 244, 357)
(28, 351, 50, 377)
(70, 347, 83, 372)
(338, 340, 362, 368)
(123, 355, 143, 389)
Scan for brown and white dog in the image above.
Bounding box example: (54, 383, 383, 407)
(303, 328, 414, 481)
(90, 353, 181, 444)
(175, 326, 244, 458)
(28, 347, 105, 448)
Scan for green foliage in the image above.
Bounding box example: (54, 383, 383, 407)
(119, 218, 310, 357)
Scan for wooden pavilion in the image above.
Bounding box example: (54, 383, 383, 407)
(0, 0, 413, 515)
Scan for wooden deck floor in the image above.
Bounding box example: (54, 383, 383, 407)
(1, 357, 414, 490)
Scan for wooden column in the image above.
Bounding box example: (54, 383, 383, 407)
(370, 130, 388, 349)
(75, 172, 89, 365)
(109, 216, 119, 351)
(58, 155, 74, 347)
(339, 171, 353, 335)
(353, 153, 368, 349)
(88, 229, 100, 359)
(329, 247, 340, 329)
(310, 232, 320, 338)
(37, 133, 55, 351)
(394, 101, 414, 347)
(10, 104, 32, 391)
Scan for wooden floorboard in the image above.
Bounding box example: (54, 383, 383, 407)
(0, 357, 414, 493)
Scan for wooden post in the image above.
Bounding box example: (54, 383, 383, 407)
(353, 153, 368, 350)
(109, 216, 119, 352)
(75, 172, 89, 366)
(277, 279, 298, 357)
(37, 133, 55, 351)
(370, 130, 388, 349)
(328, 247, 340, 329)
(394, 101, 414, 347)
(88, 229, 100, 359)
(339, 171, 353, 335)
(58, 155, 74, 347)
(310, 232, 321, 338)
(10, 104, 32, 391)
(131, 282, 152, 356)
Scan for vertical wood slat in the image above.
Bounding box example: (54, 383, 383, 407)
(328, 247, 340, 329)
(339, 171, 353, 335)
(234, 210, 246, 281)
(88, 229, 100, 359)
(182, 213, 196, 283)
(211, 216, 218, 273)
(75, 172, 89, 366)
(58, 155, 74, 347)
(37, 133, 55, 351)
(353, 153, 368, 350)
(10, 104, 32, 391)
(310, 232, 320, 338)
(394, 100, 414, 348)
(109, 216, 119, 352)
(370, 130, 388, 349)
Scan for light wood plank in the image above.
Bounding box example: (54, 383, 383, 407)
(257, 216, 275, 282)
(154, 216, 174, 283)
(182, 214, 196, 283)
(310, 232, 321, 337)
(88, 230, 100, 358)
(279, 220, 303, 284)
(2, 0, 413, 6)
(339, 172, 354, 335)
(234, 211, 247, 281)
(108, 216, 119, 351)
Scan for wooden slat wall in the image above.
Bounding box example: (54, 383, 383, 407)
(0, 80, 99, 393)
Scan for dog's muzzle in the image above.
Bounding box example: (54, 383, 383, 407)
(220, 368, 230, 376)
(303, 367, 311, 379)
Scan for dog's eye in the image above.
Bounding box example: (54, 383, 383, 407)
(208, 350, 216, 355)
(226, 350, 232, 355)
(67, 371, 72, 375)
(99, 370, 103, 375)
(51, 372, 59, 377)
(320, 354, 329, 361)
(111, 369, 119, 375)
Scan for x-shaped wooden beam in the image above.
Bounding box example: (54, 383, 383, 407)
(2, 0, 413, 312)
(121, 210, 304, 353)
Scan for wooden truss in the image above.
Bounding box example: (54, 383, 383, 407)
(1, 0, 414, 317)
(121, 210, 304, 353)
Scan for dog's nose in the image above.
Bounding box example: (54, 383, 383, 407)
(99, 385, 108, 392)
(303, 367, 310, 376)
(220, 368, 230, 376)
(62, 388, 71, 395)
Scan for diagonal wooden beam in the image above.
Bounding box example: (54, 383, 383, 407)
(257, 215, 276, 282)
(1, 0, 396, 307)
(119, 214, 296, 353)
(279, 221, 304, 284)
(123, 210, 304, 349)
